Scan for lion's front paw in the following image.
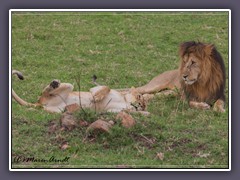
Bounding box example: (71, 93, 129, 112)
(189, 101, 210, 110)
(213, 99, 225, 113)
(199, 102, 211, 110)
(50, 79, 60, 89)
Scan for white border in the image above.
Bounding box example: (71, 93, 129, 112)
(9, 9, 231, 172)
(228, 9, 232, 172)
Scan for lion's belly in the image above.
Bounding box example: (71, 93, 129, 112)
(96, 90, 130, 112)
(67, 92, 94, 108)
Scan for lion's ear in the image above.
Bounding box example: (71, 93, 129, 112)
(179, 41, 196, 58)
(179, 42, 188, 58)
(204, 44, 214, 56)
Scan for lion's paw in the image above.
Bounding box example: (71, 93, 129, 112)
(93, 94, 105, 102)
(213, 100, 225, 113)
(199, 102, 210, 110)
(50, 79, 60, 89)
(189, 101, 210, 110)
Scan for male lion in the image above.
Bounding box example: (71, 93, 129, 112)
(12, 70, 148, 114)
(136, 41, 226, 112)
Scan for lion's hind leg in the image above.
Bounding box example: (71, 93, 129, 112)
(39, 80, 74, 106)
(136, 69, 180, 94)
(90, 86, 111, 102)
(143, 89, 178, 103)
(42, 80, 73, 96)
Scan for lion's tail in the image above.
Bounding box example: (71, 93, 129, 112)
(12, 70, 36, 107)
(92, 74, 101, 86)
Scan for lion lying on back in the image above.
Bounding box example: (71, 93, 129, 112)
(12, 70, 147, 114)
(137, 41, 226, 112)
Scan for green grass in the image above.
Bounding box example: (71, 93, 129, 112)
(11, 11, 229, 169)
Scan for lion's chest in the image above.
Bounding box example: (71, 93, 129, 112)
(184, 84, 217, 104)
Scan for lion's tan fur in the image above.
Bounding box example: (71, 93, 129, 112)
(12, 71, 148, 114)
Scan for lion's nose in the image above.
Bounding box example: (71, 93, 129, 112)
(182, 75, 188, 80)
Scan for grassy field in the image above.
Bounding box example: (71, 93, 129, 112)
(11, 11, 229, 169)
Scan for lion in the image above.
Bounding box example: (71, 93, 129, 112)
(136, 41, 226, 112)
(12, 70, 148, 114)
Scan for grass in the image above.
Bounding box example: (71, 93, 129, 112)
(11, 11, 229, 169)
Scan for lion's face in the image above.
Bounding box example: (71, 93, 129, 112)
(126, 88, 146, 111)
(180, 53, 202, 85)
(132, 93, 146, 111)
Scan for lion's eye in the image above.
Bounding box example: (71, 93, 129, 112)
(192, 61, 196, 65)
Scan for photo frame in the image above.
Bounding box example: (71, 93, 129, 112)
(9, 9, 230, 171)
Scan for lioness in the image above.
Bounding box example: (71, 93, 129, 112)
(12, 70, 148, 114)
(136, 41, 226, 112)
